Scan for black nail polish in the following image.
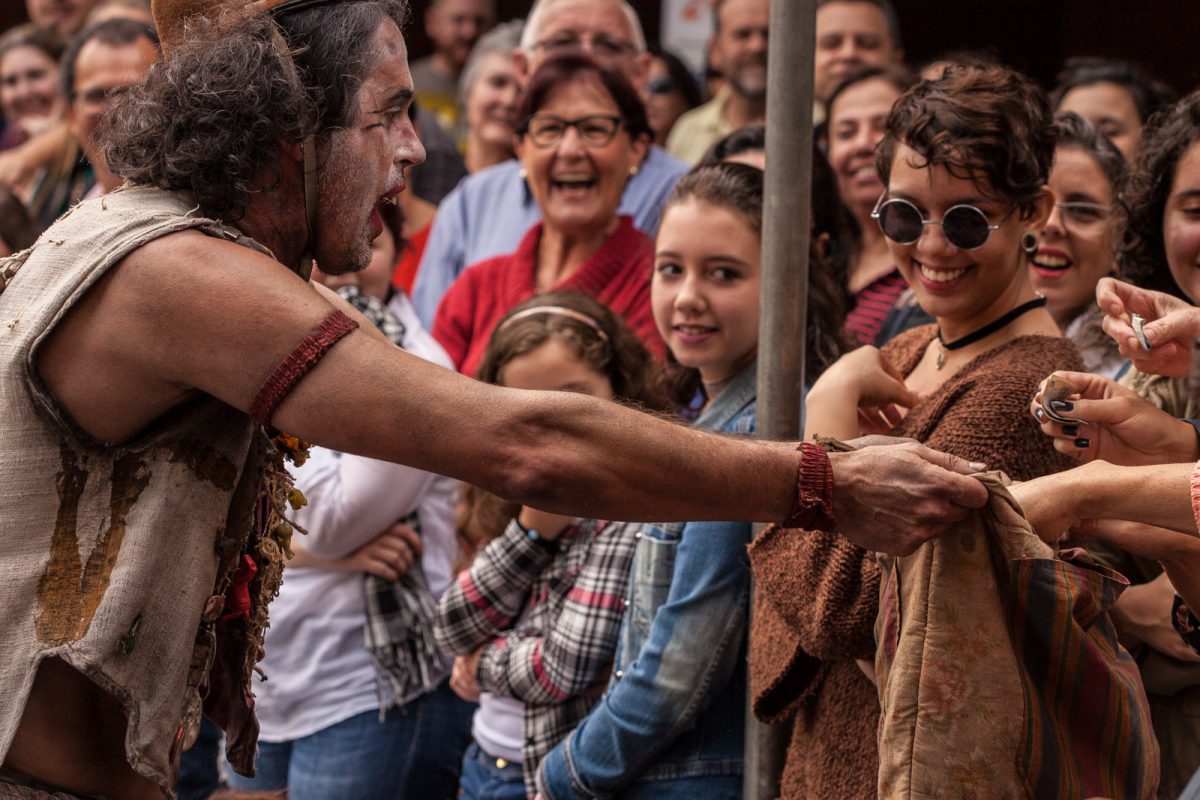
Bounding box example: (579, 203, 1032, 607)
(1050, 400, 1075, 413)
(1074, 438, 1090, 449)
(1062, 424, 1078, 437)
(1035, 407, 1046, 421)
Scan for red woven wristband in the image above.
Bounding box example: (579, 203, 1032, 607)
(780, 441, 836, 531)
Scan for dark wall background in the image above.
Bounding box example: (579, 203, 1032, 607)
(3, 1, 1197, 95)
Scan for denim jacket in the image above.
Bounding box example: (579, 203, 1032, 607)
(537, 361, 757, 800)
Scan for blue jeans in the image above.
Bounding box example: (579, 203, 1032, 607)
(457, 742, 526, 800)
(227, 680, 474, 800)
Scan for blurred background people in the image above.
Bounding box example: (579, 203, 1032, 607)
(666, 0, 769, 165)
(26, 17, 157, 230)
(643, 47, 702, 149)
(410, 0, 495, 135)
(1052, 56, 1175, 164)
(458, 19, 521, 175)
(84, 0, 152, 26)
(24, 0, 97, 38)
(0, 24, 64, 152)
(813, 0, 903, 117)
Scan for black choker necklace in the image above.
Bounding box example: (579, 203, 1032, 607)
(935, 295, 1047, 369)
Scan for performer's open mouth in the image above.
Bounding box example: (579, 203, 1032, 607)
(371, 184, 404, 238)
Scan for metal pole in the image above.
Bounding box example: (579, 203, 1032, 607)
(745, 0, 816, 797)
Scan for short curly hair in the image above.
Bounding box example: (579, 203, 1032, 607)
(1117, 89, 1200, 300)
(101, 0, 409, 221)
(876, 63, 1055, 218)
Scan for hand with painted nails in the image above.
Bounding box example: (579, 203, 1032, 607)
(1097, 277, 1200, 377)
(1030, 370, 1199, 465)
(804, 346, 921, 441)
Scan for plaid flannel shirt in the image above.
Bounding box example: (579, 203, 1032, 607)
(434, 516, 639, 796)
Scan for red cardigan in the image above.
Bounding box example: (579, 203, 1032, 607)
(432, 216, 664, 375)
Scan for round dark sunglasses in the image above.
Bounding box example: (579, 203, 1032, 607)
(871, 196, 1015, 251)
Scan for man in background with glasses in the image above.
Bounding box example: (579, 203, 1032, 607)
(26, 16, 158, 230)
(410, 0, 688, 328)
(666, 0, 769, 166)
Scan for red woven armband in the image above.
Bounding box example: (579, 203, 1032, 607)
(250, 310, 358, 426)
(779, 442, 836, 531)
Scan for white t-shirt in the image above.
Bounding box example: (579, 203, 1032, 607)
(254, 293, 460, 742)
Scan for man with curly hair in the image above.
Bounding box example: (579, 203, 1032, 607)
(0, 1, 992, 797)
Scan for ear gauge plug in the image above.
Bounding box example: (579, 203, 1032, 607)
(1020, 231, 1038, 254)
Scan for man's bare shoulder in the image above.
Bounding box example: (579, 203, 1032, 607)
(38, 228, 337, 443)
(114, 228, 306, 299)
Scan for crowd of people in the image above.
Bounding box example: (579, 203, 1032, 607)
(3, 0, 1200, 799)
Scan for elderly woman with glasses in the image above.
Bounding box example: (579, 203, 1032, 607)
(433, 51, 663, 375)
(1028, 112, 1127, 378)
(749, 64, 1085, 798)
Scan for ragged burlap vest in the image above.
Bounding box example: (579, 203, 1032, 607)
(0, 186, 281, 797)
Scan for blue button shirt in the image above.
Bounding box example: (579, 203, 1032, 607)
(411, 146, 688, 327)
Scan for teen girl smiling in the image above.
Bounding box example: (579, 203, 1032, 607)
(537, 163, 849, 799)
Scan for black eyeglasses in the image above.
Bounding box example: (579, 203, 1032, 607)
(871, 195, 1015, 251)
(521, 114, 624, 148)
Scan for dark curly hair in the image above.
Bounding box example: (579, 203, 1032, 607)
(1117, 89, 1200, 300)
(660, 162, 852, 406)
(877, 63, 1055, 218)
(101, 0, 409, 221)
(456, 291, 671, 563)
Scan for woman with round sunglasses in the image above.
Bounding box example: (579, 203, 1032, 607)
(808, 64, 1080, 444)
(1029, 112, 1127, 378)
(771, 64, 1083, 795)
(433, 52, 663, 376)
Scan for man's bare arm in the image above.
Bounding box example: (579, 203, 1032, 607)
(37, 231, 987, 551)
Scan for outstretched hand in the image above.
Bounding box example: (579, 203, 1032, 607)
(1030, 370, 1198, 465)
(828, 440, 988, 555)
(1097, 277, 1200, 377)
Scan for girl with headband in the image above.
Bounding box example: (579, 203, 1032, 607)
(433, 291, 671, 800)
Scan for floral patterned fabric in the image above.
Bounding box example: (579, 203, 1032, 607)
(875, 472, 1159, 800)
